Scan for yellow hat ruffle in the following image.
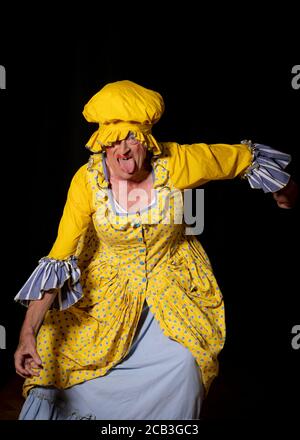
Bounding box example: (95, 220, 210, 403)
(83, 80, 164, 156)
(85, 121, 162, 155)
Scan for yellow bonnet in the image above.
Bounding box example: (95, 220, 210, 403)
(83, 80, 165, 155)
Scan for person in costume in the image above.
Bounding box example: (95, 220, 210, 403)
(14, 80, 298, 420)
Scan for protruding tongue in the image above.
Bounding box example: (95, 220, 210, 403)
(118, 158, 135, 174)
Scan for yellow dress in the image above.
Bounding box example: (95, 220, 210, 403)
(22, 141, 252, 398)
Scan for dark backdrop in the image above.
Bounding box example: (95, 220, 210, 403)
(0, 23, 299, 425)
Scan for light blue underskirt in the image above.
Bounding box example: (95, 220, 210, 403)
(18, 301, 204, 420)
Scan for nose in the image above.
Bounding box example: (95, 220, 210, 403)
(118, 140, 131, 154)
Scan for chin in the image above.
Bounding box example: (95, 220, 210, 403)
(116, 169, 135, 179)
(121, 173, 134, 179)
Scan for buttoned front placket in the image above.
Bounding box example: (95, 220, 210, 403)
(132, 210, 148, 289)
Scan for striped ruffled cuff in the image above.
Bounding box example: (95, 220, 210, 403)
(241, 140, 291, 193)
(14, 256, 83, 311)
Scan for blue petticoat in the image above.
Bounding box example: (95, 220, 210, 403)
(19, 301, 204, 420)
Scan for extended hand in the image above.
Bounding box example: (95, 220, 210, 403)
(273, 178, 299, 209)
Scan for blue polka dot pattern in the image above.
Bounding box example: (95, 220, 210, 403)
(23, 151, 225, 397)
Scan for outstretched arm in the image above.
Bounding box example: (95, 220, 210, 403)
(164, 141, 253, 188)
(163, 140, 297, 208)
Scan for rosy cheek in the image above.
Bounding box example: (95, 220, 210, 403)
(105, 148, 115, 159)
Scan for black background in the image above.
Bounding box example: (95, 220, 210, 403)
(0, 11, 299, 428)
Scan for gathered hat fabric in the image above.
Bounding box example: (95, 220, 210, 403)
(83, 80, 165, 155)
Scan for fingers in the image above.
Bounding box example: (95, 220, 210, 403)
(24, 358, 42, 377)
(273, 179, 299, 209)
(29, 348, 43, 367)
(14, 349, 43, 378)
(14, 331, 44, 378)
(15, 359, 42, 378)
(274, 196, 293, 209)
(14, 353, 32, 378)
(277, 202, 292, 209)
(273, 192, 293, 209)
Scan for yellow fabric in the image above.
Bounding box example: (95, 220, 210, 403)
(48, 165, 93, 259)
(164, 142, 253, 188)
(83, 80, 164, 155)
(23, 141, 252, 398)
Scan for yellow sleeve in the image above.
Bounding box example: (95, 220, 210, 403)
(163, 142, 253, 189)
(47, 164, 93, 260)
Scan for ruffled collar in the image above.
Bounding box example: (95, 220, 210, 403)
(87, 146, 183, 229)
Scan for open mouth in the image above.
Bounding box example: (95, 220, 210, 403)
(117, 156, 135, 173)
